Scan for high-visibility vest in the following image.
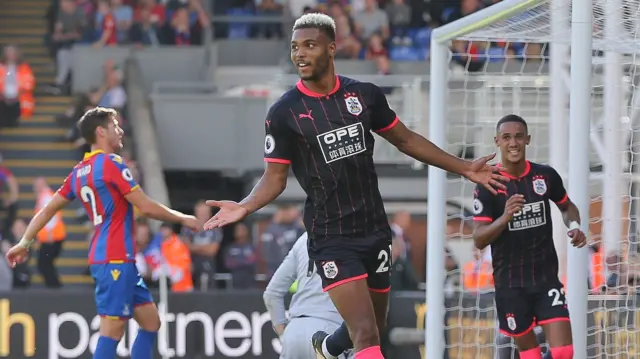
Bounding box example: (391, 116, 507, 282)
(0, 63, 35, 119)
(462, 260, 494, 292)
(35, 188, 66, 242)
(161, 234, 194, 292)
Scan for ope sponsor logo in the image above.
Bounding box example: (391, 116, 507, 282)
(317, 123, 366, 163)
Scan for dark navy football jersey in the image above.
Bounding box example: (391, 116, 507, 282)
(263, 75, 398, 240)
(473, 161, 569, 288)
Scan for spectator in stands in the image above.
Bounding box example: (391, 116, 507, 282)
(94, 0, 118, 47)
(390, 236, 419, 290)
(353, 0, 390, 43)
(289, 0, 319, 17)
(2, 219, 31, 289)
(135, 219, 161, 287)
(129, 7, 163, 46)
(385, 0, 411, 32)
(134, 0, 167, 25)
(390, 211, 411, 258)
(366, 33, 389, 60)
(111, 0, 134, 43)
(255, 0, 284, 38)
(462, 247, 494, 292)
(224, 223, 257, 289)
(261, 204, 305, 279)
(93, 65, 127, 111)
(160, 6, 203, 45)
(33, 177, 66, 289)
(157, 223, 194, 292)
(0, 45, 35, 127)
(0, 155, 19, 239)
(181, 200, 223, 291)
(48, 0, 84, 95)
(332, 5, 362, 59)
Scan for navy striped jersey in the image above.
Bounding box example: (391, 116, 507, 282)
(473, 161, 568, 288)
(263, 75, 397, 241)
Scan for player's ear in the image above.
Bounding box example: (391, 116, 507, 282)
(329, 41, 336, 58)
(494, 135, 499, 147)
(525, 134, 531, 145)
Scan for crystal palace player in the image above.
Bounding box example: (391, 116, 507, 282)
(203, 14, 507, 359)
(472, 114, 587, 359)
(5, 107, 198, 359)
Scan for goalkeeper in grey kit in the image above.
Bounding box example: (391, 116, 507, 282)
(263, 233, 353, 359)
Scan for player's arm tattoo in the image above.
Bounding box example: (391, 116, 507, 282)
(239, 162, 289, 214)
(378, 120, 471, 176)
(556, 199, 581, 228)
(19, 194, 70, 248)
(472, 217, 511, 250)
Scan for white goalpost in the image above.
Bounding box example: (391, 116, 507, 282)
(426, 0, 640, 357)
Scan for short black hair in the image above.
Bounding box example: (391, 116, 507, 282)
(292, 13, 336, 41)
(496, 114, 528, 133)
(77, 107, 117, 144)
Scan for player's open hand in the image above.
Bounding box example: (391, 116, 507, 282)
(568, 228, 587, 248)
(503, 194, 525, 220)
(464, 153, 510, 195)
(4, 245, 29, 268)
(203, 200, 249, 230)
(180, 215, 199, 232)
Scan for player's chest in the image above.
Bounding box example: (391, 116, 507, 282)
(496, 176, 551, 232)
(289, 95, 375, 162)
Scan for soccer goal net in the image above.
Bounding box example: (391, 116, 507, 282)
(425, 0, 640, 358)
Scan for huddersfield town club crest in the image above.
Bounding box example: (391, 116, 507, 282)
(533, 178, 547, 195)
(345, 96, 363, 116)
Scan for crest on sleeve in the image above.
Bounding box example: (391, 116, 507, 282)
(473, 198, 483, 214)
(110, 154, 123, 164)
(264, 135, 275, 155)
(344, 95, 363, 116)
(533, 178, 547, 195)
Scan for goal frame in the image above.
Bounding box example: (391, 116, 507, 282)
(426, 0, 593, 357)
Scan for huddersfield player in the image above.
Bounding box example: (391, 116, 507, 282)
(472, 114, 587, 359)
(5, 107, 199, 359)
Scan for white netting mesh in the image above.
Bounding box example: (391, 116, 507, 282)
(437, 1, 640, 358)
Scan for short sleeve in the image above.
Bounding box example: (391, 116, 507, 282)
(548, 167, 569, 204)
(105, 154, 140, 195)
(472, 184, 495, 223)
(56, 172, 76, 201)
(264, 105, 294, 164)
(369, 84, 399, 133)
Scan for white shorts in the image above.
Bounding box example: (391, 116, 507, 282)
(280, 317, 353, 359)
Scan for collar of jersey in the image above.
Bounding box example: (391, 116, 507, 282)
(83, 149, 105, 160)
(296, 76, 341, 97)
(497, 160, 531, 179)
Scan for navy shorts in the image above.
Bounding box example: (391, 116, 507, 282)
(310, 230, 392, 293)
(495, 283, 570, 337)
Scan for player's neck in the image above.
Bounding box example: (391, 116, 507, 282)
(90, 144, 114, 154)
(500, 160, 527, 177)
(302, 72, 337, 96)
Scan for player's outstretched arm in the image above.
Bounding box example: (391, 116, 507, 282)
(124, 188, 198, 231)
(378, 120, 508, 194)
(203, 162, 288, 229)
(5, 194, 69, 265)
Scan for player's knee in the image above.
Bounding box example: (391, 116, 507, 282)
(140, 313, 161, 332)
(549, 345, 573, 359)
